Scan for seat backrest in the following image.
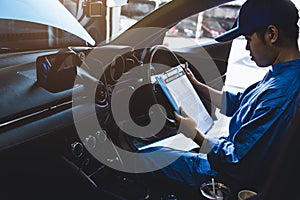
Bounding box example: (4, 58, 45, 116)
(260, 103, 300, 199)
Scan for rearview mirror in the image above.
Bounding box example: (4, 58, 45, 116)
(121, 0, 157, 19)
(83, 1, 103, 18)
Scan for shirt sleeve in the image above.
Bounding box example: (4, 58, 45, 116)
(221, 82, 260, 117)
(207, 102, 284, 169)
(220, 90, 242, 117)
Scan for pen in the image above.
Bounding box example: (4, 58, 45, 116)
(185, 61, 189, 70)
(180, 62, 189, 70)
(181, 61, 189, 74)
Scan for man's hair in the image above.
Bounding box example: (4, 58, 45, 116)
(255, 23, 299, 44)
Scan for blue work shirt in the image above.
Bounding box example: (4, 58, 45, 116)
(204, 58, 300, 189)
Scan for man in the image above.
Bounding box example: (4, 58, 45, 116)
(141, 0, 300, 196)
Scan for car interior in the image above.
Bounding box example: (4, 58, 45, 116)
(0, 0, 298, 199)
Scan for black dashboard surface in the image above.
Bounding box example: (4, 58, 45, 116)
(0, 64, 73, 124)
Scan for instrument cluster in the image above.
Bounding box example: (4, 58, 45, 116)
(94, 51, 142, 108)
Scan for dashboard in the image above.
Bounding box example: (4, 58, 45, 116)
(0, 43, 216, 155)
(0, 44, 186, 186)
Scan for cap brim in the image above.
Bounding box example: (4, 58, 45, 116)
(215, 27, 242, 42)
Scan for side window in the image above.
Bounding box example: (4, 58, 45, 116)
(163, 3, 240, 49)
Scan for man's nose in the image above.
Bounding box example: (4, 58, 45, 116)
(245, 41, 250, 51)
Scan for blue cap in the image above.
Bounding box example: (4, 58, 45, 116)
(215, 0, 299, 42)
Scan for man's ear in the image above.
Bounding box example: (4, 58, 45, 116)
(266, 25, 279, 44)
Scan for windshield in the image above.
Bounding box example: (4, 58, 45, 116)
(0, 19, 88, 53)
(0, 0, 100, 53)
(0, 0, 169, 54)
(1, 0, 298, 54)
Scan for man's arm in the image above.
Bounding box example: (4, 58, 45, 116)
(183, 65, 223, 109)
(194, 81, 223, 109)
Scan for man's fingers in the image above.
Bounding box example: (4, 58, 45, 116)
(174, 107, 190, 123)
(180, 107, 189, 118)
(174, 111, 182, 122)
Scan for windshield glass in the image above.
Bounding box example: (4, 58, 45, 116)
(0, 0, 100, 53)
(0, 19, 89, 53)
(3, 0, 296, 54)
(0, 0, 169, 54)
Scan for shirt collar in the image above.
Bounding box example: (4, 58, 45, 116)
(271, 58, 300, 75)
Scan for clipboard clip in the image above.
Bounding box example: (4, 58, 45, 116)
(163, 66, 184, 83)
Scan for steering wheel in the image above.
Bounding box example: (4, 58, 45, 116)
(147, 45, 183, 121)
(119, 45, 184, 149)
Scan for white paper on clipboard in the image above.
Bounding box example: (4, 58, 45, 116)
(155, 66, 214, 134)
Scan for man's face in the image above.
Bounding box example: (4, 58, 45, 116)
(245, 31, 275, 67)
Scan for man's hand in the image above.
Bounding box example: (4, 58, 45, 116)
(181, 63, 198, 85)
(174, 107, 206, 146)
(181, 63, 223, 109)
(174, 107, 198, 140)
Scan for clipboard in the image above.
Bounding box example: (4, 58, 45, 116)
(154, 65, 214, 134)
(155, 66, 188, 115)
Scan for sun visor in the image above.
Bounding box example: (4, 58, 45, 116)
(0, 0, 95, 46)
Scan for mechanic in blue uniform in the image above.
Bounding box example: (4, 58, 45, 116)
(140, 0, 300, 194)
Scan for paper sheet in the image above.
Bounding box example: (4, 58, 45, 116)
(156, 66, 214, 134)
